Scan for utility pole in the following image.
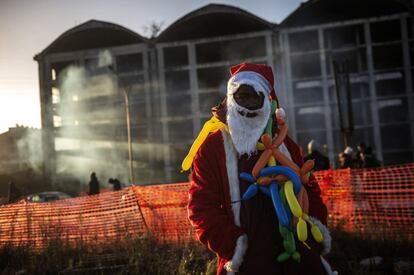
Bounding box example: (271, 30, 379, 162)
(109, 66, 134, 184)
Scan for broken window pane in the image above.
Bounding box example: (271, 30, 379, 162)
(373, 43, 403, 70)
(164, 46, 188, 68)
(116, 53, 143, 73)
(371, 20, 401, 43)
(289, 31, 318, 53)
(196, 36, 266, 63)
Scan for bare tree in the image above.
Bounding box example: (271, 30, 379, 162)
(142, 21, 164, 38)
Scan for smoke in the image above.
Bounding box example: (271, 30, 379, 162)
(16, 128, 43, 173)
(54, 50, 132, 185)
(97, 49, 113, 68)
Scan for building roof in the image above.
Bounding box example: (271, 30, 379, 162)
(156, 4, 274, 43)
(34, 20, 147, 60)
(281, 0, 409, 28)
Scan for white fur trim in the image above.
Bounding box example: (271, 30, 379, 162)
(309, 216, 332, 255)
(221, 128, 241, 226)
(224, 234, 248, 273)
(226, 95, 270, 156)
(227, 71, 271, 96)
(320, 256, 338, 275)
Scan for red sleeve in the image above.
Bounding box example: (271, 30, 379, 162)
(306, 174, 328, 225)
(187, 133, 244, 261)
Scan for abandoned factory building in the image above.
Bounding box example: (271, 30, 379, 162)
(34, 0, 414, 184)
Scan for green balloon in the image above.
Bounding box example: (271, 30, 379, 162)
(277, 252, 291, 262)
(292, 252, 301, 262)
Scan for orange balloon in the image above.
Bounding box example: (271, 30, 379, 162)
(257, 176, 272, 185)
(275, 175, 289, 183)
(261, 134, 272, 148)
(252, 149, 273, 178)
(301, 174, 310, 185)
(300, 159, 315, 175)
(272, 149, 300, 173)
(257, 175, 289, 185)
(272, 124, 288, 149)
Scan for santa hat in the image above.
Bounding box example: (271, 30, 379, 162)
(227, 63, 278, 105)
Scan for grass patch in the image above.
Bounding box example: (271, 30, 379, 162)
(0, 230, 413, 274)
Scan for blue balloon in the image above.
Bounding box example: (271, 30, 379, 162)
(242, 184, 258, 201)
(259, 166, 301, 194)
(239, 172, 255, 183)
(269, 182, 289, 227)
(279, 186, 292, 226)
(259, 185, 271, 197)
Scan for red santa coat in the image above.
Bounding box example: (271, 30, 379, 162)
(188, 127, 329, 275)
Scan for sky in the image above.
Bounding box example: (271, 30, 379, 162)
(0, 0, 303, 134)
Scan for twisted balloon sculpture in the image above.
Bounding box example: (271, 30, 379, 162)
(239, 101, 324, 262)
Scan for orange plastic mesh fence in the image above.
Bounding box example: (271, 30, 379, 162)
(315, 163, 414, 240)
(0, 164, 413, 248)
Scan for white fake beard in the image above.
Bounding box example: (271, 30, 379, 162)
(227, 95, 271, 156)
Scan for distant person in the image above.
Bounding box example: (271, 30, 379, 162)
(108, 178, 121, 191)
(354, 143, 366, 168)
(304, 139, 330, 171)
(88, 172, 100, 195)
(360, 147, 380, 168)
(338, 146, 354, 169)
(7, 181, 22, 203)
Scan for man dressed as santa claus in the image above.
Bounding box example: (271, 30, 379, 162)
(187, 63, 335, 275)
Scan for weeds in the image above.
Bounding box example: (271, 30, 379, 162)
(0, 229, 413, 274)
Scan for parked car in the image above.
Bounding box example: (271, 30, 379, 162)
(26, 191, 72, 203)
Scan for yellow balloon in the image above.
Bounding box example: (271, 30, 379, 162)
(256, 142, 265, 150)
(311, 225, 324, 243)
(297, 218, 308, 242)
(181, 117, 224, 171)
(284, 181, 302, 217)
(268, 156, 276, 166)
